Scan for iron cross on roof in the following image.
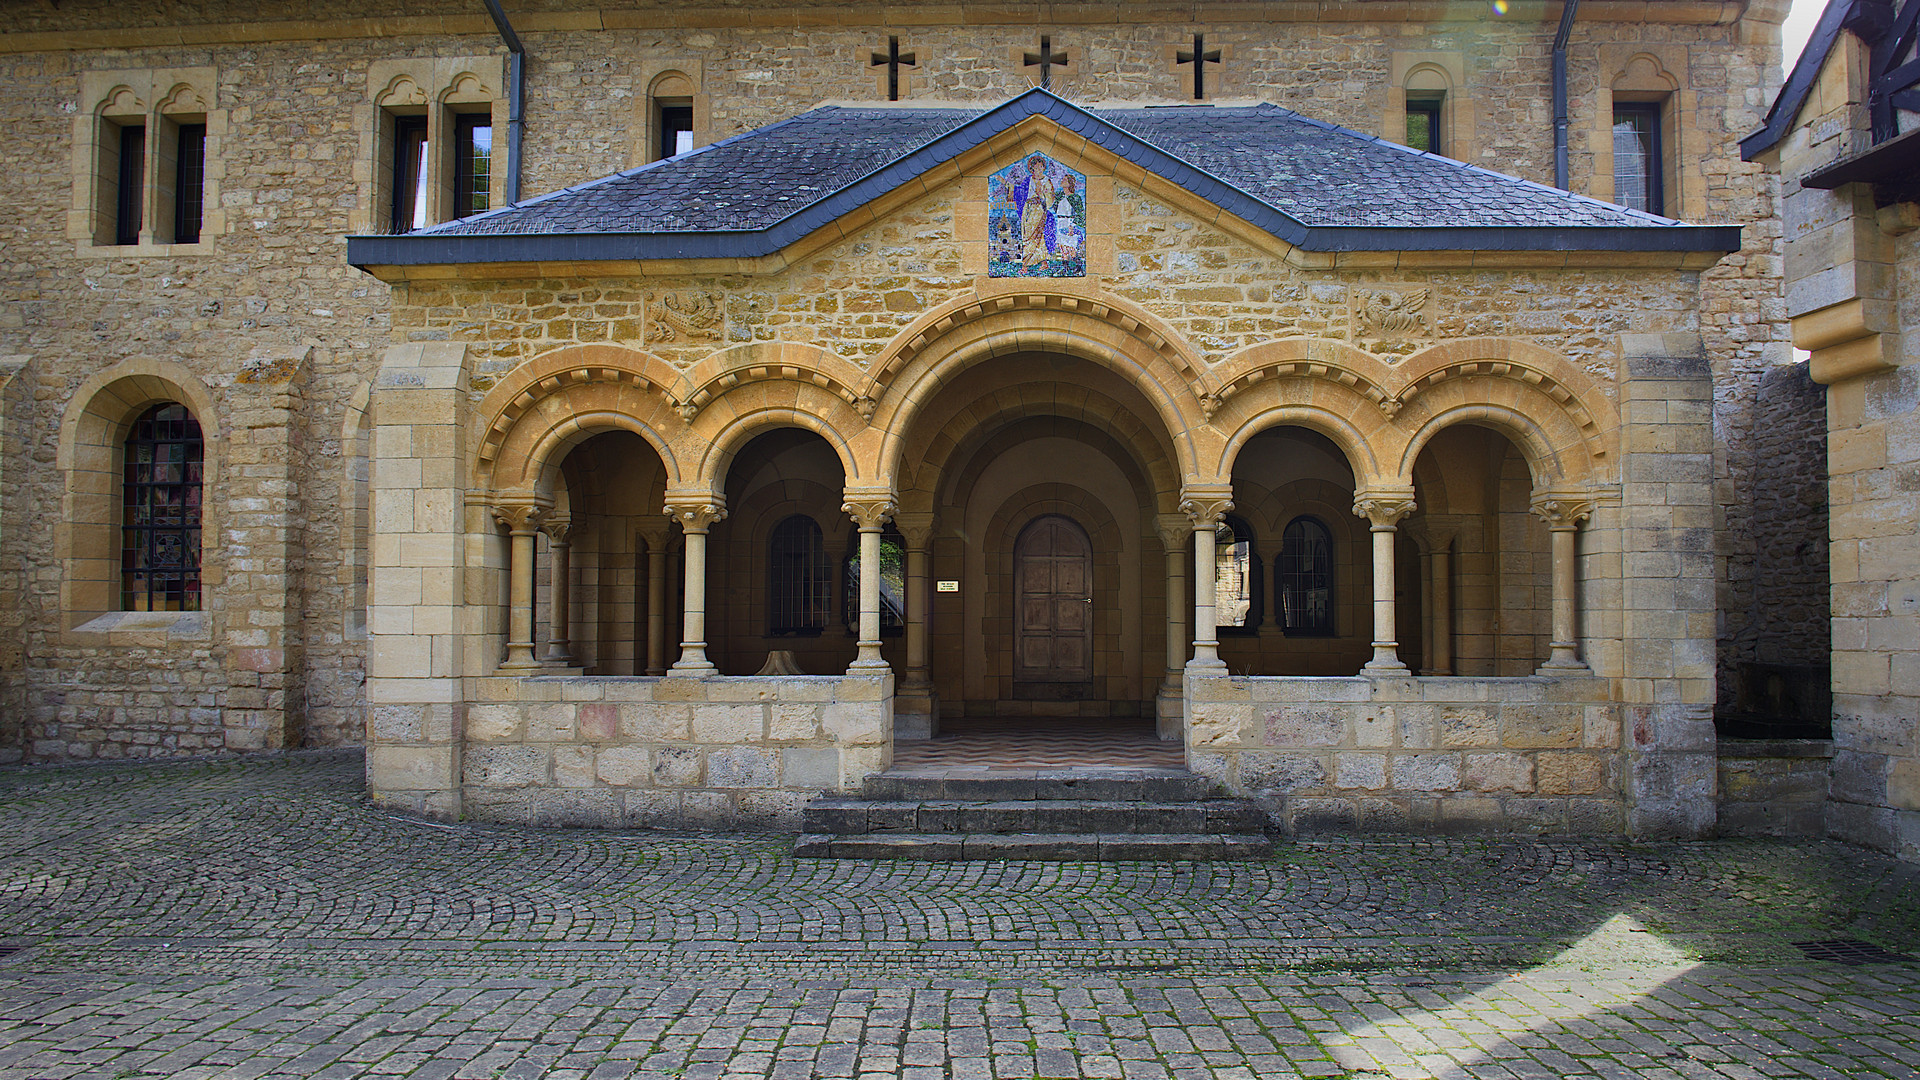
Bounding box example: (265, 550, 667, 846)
(1177, 34, 1221, 100)
(1024, 36, 1068, 90)
(870, 36, 916, 102)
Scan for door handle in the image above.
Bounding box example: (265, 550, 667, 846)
(1081, 597, 1092, 603)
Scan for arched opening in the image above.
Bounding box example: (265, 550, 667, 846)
(711, 427, 859, 676)
(1219, 425, 1377, 676)
(537, 429, 670, 674)
(1409, 424, 1553, 676)
(891, 348, 1180, 737)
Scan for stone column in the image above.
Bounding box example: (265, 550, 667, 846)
(1532, 493, 1596, 673)
(1427, 546, 1454, 676)
(843, 494, 899, 672)
(1179, 489, 1233, 672)
(665, 498, 726, 676)
(1155, 514, 1190, 732)
(1353, 491, 1417, 675)
(894, 512, 937, 737)
(492, 502, 546, 671)
(638, 518, 671, 676)
(540, 514, 573, 665)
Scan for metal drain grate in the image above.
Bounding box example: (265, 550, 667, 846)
(1794, 938, 1915, 965)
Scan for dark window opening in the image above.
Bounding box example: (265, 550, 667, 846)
(1279, 517, 1334, 636)
(1613, 103, 1664, 215)
(1216, 516, 1260, 633)
(1406, 95, 1443, 154)
(122, 403, 203, 612)
(114, 123, 145, 245)
(844, 527, 906, 636)
(390, 114, 429, 233)
(768, 515, 829, 636)
(453, 113, 491, 218)
(658, 103, 693, 161)
(173, 123, 206, 244)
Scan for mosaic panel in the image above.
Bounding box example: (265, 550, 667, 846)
(988, 154, 1087, 278)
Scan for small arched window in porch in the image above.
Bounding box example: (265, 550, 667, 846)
(1279, 516, 1334, 636)
(768, 514, 829, 635)
(122, 402, 203, 612)
(843, 526, 906, 636)
(1216, 515, 1260, 633)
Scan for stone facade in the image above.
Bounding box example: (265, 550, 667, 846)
(0, 0, 1824, 840)
(1751, 18, 1920, 862)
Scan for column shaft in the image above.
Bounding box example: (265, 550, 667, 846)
(645, 545, 668, 675)
(904, 543, 931, 687)
(670, 527, 715, 674)
(852, 525, 887, 669)
(1364, 523, 1406, 672)
(1164, 542, 1187, 681)
(543, 535, 572, 664)
(1192, 525, 1222, 667)
(504, 526, 539, 669)
(1429, 548, 1453, 675)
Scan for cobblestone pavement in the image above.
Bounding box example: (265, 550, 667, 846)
(1, 751, 1917, 1080)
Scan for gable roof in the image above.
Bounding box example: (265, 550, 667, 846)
(1742, 0, 1860, 159)
(348, 88, 1740, 269)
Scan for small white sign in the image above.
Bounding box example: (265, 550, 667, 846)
(936, 580, 960, 593)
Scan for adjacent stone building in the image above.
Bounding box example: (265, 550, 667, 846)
(1743, 0, 1920, 862)
(0, 0, 1821, 842)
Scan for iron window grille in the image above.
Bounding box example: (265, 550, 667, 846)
(768, 514, 829, 635)
(1279, 516, 1334, 636)
(121, 403, 203, 612)
(1612, 103, 1664, 215)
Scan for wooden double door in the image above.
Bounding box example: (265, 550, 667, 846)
(1013, 514, 1093, 698)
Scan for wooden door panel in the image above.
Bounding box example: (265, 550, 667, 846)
(1013, 514, 1093, 685)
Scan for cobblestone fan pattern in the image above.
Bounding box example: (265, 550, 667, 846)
(3, 752, 1918, 1079)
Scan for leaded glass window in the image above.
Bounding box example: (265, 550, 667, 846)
(1279, 517, 1333, 636)
(1612, 103, 1664, 215)
(768, 515, 828, 635)
(121, 403, 203, 612)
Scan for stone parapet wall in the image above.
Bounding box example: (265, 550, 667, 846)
(1716, 738, 1832, 837)
(1183, 672, 1628, 836)
(456, 674, 892, 830)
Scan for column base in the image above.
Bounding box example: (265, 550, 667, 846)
(502, 643, 540, 670)
(847, 658, 893, 673)
(541, 647, 575, 664)
(668, 644, 716, 676)
(1536, 649, 1589, 674)
(1363, 644, 1409, 675)
(1184, 657, 1228, 674)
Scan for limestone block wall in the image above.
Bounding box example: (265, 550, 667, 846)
(1183, 673, 1624, 835)
(1716, 739, 1832, 837)
(1768, 32, 1918, 863)
(458, 674, 892, 830)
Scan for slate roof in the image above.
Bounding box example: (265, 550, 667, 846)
(349, 89, 1740, 268)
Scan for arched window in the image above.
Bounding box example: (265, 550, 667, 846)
(844, 526, 905, 636)
(122, 403, 203, 611)
(1216, 515, 1260, 633)
(1279, 516, 1334, 636)
(768, 514, 828, 635)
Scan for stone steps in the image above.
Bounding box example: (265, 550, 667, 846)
(794, 767, 1273, 861)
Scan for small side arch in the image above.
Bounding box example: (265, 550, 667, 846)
(474, 343, 686, 495)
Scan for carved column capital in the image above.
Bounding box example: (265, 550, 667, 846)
(664, 499, 727, 533)
(1155, 513, 1193, 551)
(1178, 488, 1235, 530)
(491, 502, 546, 535)
(893, 512, 936, 549)
(1530, 492, 1597, 531)
(842, 494, 899, 530)
(635, 514, 673, 550)
(1353, 492, 1417, 529)
(538, 513, 573, 545)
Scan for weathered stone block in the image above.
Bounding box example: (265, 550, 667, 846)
(1238, 751, 1327, 794)
(532, 789, 619, 828)
(368, 703, 425, 742)
(1439, 706, 1497, 748)
(595, 746, 650, 787)
(822, 702, 885, 745)
(782, 746, 839, 790)
(464, 745, 545, 788)
(620, 703, 691, 741)
(1391, 753, 1461, 791)
(1464, 752, 1535, 793)
(1334, 752, 1387, 790)
(652, 746, 703, 787)
(768, 702, 821, 741)
(578, 703, 618, 741)
(553, 745, 595, 788)
(465, 704, 524, 743)
(707, 745, 779, 788)
(1189, 703, 1251, 746)
(1263, 707, 1345, 748)
(692, 703, 765, 743)
(1538, 751, 1608, 796)
(1502, 706, 1582, 749)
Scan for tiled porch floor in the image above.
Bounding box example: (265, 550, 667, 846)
(891, 716, 1185, 770)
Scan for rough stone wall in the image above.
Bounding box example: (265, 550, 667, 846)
(1717, 739, 1831, 837)
(459, 674, 892, 829)
(1184, 673, 1626, 835)
(0, 0, 1785, 765)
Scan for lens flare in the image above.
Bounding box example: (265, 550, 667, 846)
(1491, 0, 1510, 12)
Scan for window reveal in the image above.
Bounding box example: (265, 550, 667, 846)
(1406, 94, 1443, 154)
(658, 103, 694, 160)
(122, 403, 203, 612)
(390, 114, 429, 233)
